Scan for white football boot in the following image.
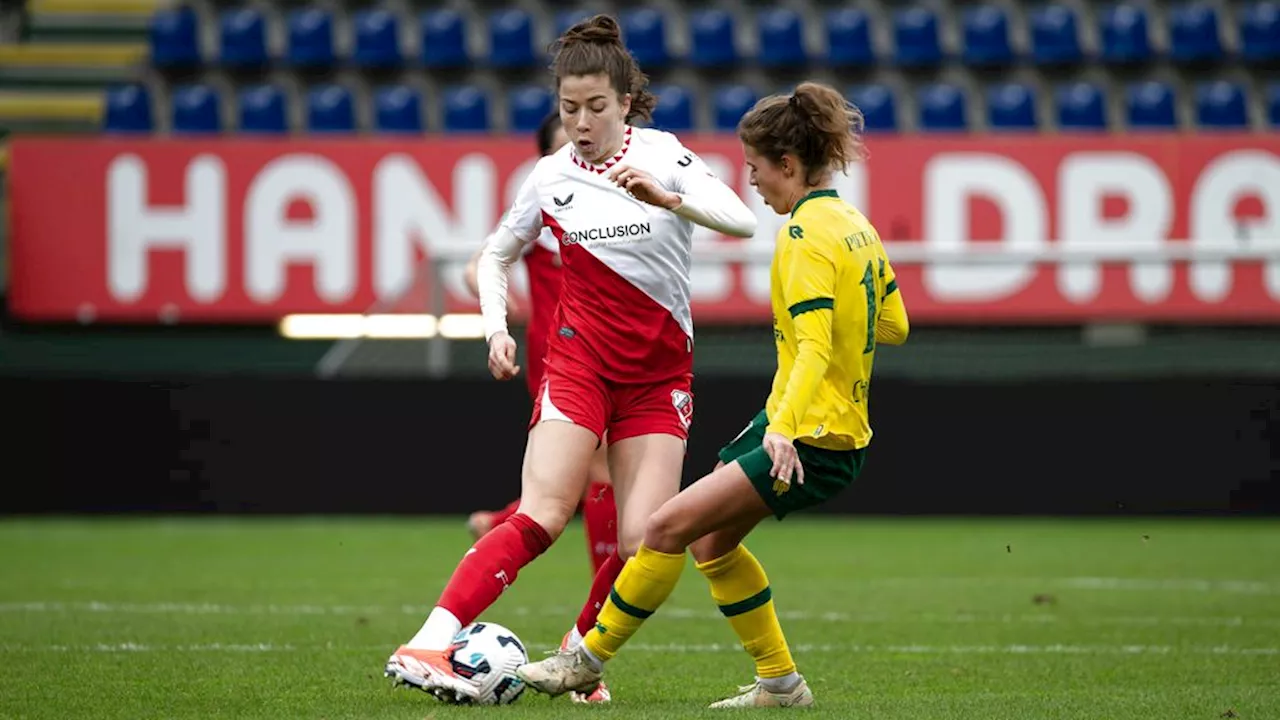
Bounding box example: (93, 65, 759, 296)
(561, 631, 611, 703)
(515, 645, 603, 697)
(709, 676, 815, 708)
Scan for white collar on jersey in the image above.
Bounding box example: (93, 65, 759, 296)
(570, 125, 634, 174)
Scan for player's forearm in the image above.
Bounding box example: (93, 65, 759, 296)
(766, 313, 833, 440)
(875, 285, 910, 345)
(477, 227, 524, 342)
(670, 181, 757, 238)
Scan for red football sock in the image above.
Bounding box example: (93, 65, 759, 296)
(438, 513, 553, 626)
(489, 498, 522, 527)
(582, 482, 618, 574)
(575, 550, 626, 637)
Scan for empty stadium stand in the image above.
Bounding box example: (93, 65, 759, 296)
(0, 0, 1276, 138)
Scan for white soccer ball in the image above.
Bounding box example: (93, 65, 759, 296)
(449, 621, 529, 705)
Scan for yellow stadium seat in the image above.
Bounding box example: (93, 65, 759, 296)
(0, 92, 102, 121)
(0, 44, 145, 68)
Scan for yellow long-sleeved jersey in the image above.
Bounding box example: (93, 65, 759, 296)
(764, 189, 909, 450)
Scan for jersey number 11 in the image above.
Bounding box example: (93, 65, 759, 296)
(858, 258, 886, 354)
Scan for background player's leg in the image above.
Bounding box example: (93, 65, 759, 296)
(468, 498, 521, 539)
(571, 446, 621, 641)
(582, 444, 617, 572)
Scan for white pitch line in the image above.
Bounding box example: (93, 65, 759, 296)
(2, 601, 1279, 628)
(1, 642, 1276, 656)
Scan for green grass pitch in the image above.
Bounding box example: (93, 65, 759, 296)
(2, 517, 1278, 719)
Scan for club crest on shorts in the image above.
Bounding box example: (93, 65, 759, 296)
(671, 390, 693, 429)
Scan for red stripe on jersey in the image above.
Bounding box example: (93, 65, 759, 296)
(541, 211, 691, 384)
(522, 243, 562, 400)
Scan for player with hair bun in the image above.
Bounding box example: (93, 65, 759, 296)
(385, 14, 758, 705)
(460, 110, 617, 704)
(517, 80, 910, 709)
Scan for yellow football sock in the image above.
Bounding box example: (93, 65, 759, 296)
(696, 544, 796, 679)
(582, 544, 685, 662)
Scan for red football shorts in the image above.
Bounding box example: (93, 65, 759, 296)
(529, 354, 694, 444)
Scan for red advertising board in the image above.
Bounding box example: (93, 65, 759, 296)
(8, 135, 1280, 324)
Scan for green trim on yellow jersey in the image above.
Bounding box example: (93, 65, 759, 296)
(790, 189, 840, 217)
(788, 297, 834, 317)
(886, 279, 899, 295)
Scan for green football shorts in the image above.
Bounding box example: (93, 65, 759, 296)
(717, 409, 867, 519)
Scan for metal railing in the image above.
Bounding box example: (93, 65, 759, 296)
(313, 240, 1280, 378)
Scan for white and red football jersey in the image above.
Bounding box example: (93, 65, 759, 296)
(499, 126, 728, 384)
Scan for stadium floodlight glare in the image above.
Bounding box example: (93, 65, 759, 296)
(437, 313, 486, 339)
(278, 314, 367, 339)
(278, 313, 487, 339)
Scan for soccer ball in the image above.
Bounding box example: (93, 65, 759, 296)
(449, 621, 529, 705)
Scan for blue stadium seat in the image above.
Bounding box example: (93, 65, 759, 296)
(1268, 84, 1280, 126)
(374, 86, 423, 133)
(171, 84, 221, 134)
(287, 8, 334, 68)
(621, 8, 669, 67)
(987, 83, 1037, 130)
(1240, 2, 1280, 62)
(421, 10, 467, 68)
(307, 85, 355, 133)
(509, 85, 554, 132)
(555, 9, 593, 36)
(489, 9, 535, 68)
(963, 6, 1014, 66)
(1196, 81, 1247, 128)
(690, 9, 736, 67)
(1056, 82, 1107, 130)
(1169, 4, 1223, 63)
(444, 86, 490, 132)
(1126, 81, 1177, 129)
(849, 84, 897, 132)
(650, 85, 694, 131)
(918, 84, 967, 131)
(758, 9, 806, 67)
(1030, 5, 1083, 65)
(353, 9, 401, 68)
(1099, 5, 1152, 63)
(894, 8, 943, 66)
(238, 84, 288, 134)
(556, 9, 593, 37)
(713, 84, 757, 131)
(219, 7, 268, 68)
(149, 6, 200, 68)
(103, 84, 153, 133)
(827, 9, 874, 66)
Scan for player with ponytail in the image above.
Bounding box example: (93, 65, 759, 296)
(517, 81, 910, 709)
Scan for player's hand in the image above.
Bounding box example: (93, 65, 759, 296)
(607, 164, 680, 210)
(487, 332, 521, 381)
(762, 432, 804, 488)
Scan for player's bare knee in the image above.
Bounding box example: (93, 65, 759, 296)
(513, 487, 576, 541)
(642, 505, 690, 555)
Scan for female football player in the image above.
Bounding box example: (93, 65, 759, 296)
(462, 111, 618, 580)
(461, 111, 618, 704)
(385, 14, 758, 704)
(516, 80, 911, 709)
